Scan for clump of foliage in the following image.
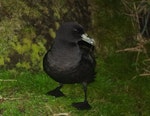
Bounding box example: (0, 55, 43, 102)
(119, 0, 150, 77)
(90, 0, 134, 56)
(0, 0, 47, 71)
(0, 0, 92, 71)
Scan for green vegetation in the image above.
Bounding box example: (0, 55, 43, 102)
(0, 56, 150, 115)
(0, 0, 150, 115)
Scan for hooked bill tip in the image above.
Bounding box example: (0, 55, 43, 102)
(81, 34, 95, 46)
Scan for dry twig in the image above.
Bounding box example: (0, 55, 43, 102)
(0, 95, 22, 102)
(139, 73, 150, 77)
(53, 113, 70, 116)
(120, 0, 150, 77)
(0, 79, 17, 82)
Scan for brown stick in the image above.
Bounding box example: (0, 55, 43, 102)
(0, 79, 17, 82)
(139, 73, 150, 77)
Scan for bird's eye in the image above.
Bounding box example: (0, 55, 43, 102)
(73, 26, 84, 35)
(73, 28, 79, 33)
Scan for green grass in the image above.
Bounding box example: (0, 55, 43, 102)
(0, 55, 150, 116)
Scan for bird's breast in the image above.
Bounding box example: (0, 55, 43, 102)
(47, 50, 81, 72)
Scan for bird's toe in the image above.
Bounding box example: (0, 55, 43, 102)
(72, 101, 91, 110)
(46, 89, 65, 97)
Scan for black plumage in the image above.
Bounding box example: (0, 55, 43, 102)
(43, 22, 96, 110)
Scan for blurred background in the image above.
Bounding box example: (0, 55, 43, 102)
(0, 0, 149, 74)
(0, 0, 150, 115)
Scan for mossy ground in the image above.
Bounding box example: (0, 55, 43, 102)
(0, 55, 150, 116)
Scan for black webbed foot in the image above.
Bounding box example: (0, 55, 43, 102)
(46, 84, 65, 97)
(72, 82, 91, 110)
(47, 89, 65, 97)
(72, 101, 91, 110)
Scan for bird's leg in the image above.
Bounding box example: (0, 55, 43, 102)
(47, 83, 65, 97)
(72, 82, 91, 110)
(83, 82, 88, 102)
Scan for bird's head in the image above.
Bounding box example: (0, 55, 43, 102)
(56, 22, 95, 46)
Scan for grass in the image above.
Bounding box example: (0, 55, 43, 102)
(0, 55, 150, 116)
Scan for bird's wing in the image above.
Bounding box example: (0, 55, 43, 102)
(77, 40, 96, 83)
(78, 40, 96, 66)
